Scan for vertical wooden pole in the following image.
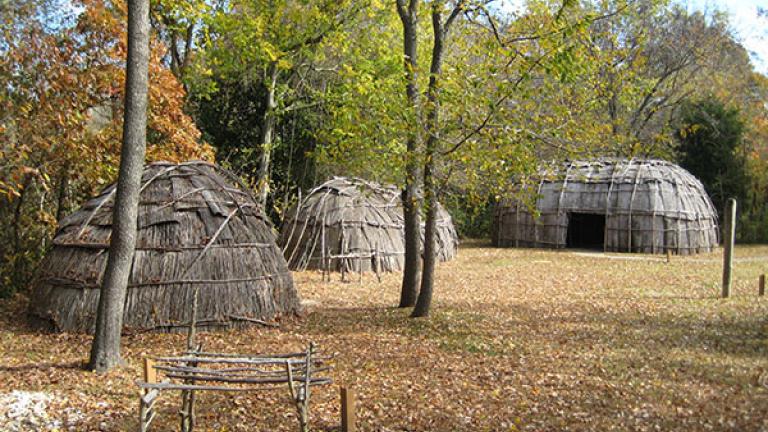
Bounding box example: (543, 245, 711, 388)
(143, 358, 157, 385)
(139, 399, 150, 432)
(295, 342, 314, 432)
(140, 357, 157, 432)
(321, 221, 326, 281)
(373, 243, 381, 283)
(340, 226, 346, 282)
(341, 258, 346, 282)
(180, 391, 191, 432)
(359, 251, 363, 284)
(759, 274, 765, 297)
(721, 198, 736, 298)
(666, 249, 671, 263)
(328, 249, 332, 283)
(321, 249, 327, 282)
(341, 386, 356, 432)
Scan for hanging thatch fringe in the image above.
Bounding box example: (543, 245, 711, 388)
(279, 177, 459, 272)
(492, 158, 719, 255)
(28, 161, 300, 333)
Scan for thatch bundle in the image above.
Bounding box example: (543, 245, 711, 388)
(492, 158, 719, 254)
(29, 161, 300, 333)
(279, 177, 459, 272)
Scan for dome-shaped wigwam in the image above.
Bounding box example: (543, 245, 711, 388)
(29, 161, 300, 333)
(492, 159, 719, 255)
(279, 177, 459, 272)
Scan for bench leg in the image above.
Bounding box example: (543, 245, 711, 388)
(298, 387, 309, 432)
(285, 343, 314, 432)
(139, 398, 150, 432)
(180, 389, 196, 432)
(139, 390, 159, 432)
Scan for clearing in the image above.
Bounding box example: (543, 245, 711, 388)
(1, 242, 767, 431)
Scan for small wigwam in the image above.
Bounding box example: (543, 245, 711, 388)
(493, 158, 719, 254)
(29, 161, 300, 333)
(279, 177, 459, 272)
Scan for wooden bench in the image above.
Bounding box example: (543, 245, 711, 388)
(137, 342, 331, 432)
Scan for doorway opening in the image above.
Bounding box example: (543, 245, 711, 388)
(566, 213, 605, 250)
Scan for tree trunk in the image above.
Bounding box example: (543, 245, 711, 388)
(412, 1, 450, 318)
(397, 0, 422, 308)
(11, 175, 32, 252)
(88, 0, 150, 373)
(54, 165, 69, 222)
(412, 175, 437, 317)
(257, 62, 278, 208)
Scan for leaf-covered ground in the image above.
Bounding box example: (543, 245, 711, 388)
(2, 242, 767, 431)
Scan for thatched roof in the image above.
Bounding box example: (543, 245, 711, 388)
(492, 158, 719, 254)
(29, 161, 299, 333)
(279, 177, 459, 272)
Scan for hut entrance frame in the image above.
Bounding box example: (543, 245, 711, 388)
(566, 212, 606, 250)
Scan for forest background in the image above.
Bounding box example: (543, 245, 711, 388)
(2, 0, 768, 298)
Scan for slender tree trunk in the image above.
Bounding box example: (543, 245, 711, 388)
(257, 62, 278, 208)
(412, 1, 452, 318)
(397, 0, 422, 308)
(55, 166, 69, 222)
(88, 0, 150, 373)
(12, 175, 32, 252)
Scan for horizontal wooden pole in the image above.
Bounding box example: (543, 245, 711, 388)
(165, 373, 330, 385)
(182, 350, 322, 359)
(136, 379, 332, 392)
(155, 364, 331, 378)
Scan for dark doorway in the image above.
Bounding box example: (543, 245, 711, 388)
(566, 213, 605, 250)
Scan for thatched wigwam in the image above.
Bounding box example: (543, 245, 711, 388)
(279, 177, 459, 272)
(492, 159, 719, 254)
(29, 161, 300, 333)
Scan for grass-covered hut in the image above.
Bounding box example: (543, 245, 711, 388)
(29, 161, 300, 333)
(279, 177, 459, 272)
(492, 158, 719, 254)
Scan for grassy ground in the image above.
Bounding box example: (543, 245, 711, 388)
(1, 242, 767, 431)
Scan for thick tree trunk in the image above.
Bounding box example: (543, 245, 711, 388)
(257, 62, 278, 208)
(397, 0, 422, 308)
(412, 1, 452, 318)
(400, 181, 421, 307)
(88, 0, 150, 373)
(412, 161, 438, 317)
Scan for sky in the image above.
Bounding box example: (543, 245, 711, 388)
(683, 0, 768, 74)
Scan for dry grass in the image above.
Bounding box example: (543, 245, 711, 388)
(1, 241, 767, 431)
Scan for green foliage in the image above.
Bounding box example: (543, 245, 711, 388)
(190, 76, 321, 219)
(311, 2, 407, 185)
(179, 0, 768, 242)
(676, 97, 748, 218)
(441, 192, 494, 239)
(186, 0, 362, 219)
(738, 209, 768, 244)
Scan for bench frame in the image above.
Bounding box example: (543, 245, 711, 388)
(137, 342, 330, 432)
